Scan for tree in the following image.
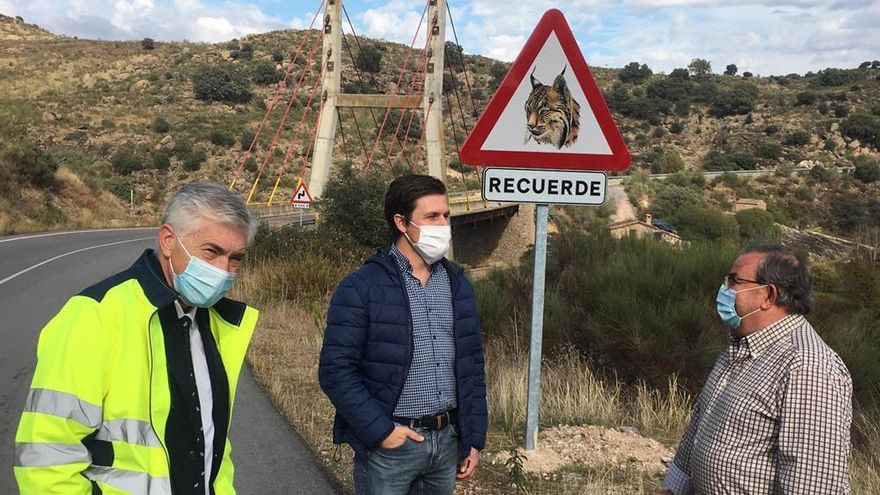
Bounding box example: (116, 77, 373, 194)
(319, 162, 388, 248)
(651, 185, 705, 219)
(669, 68, 689, 80)
(110, 148, 143, 175)
(742, 71, 753, 78)
(141, 38, 155, 50)
(724, 64, 738, 76)
(709, 84, 757, 117)
(830, 194, 866, 234)
(444, 42, 464, 71)
(859, 61, 872, 69)
(191, 64, 252, 104)
(688, 58, 712, 78)
(671, 206, 738, 242)
(618, 62, 653, 84)
(872, 61, 880, 69)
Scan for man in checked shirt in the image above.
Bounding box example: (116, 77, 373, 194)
(319, 174, 487, 495)
(656, 244, 853, 495)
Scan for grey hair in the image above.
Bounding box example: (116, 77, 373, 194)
(161, 181, 257, 244)
(742, 243, 813, 315)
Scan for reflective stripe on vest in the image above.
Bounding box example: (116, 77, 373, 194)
(96, 418, 163, 447)
(15, 442, 90, 467)
(84, 466, 172, 495)
(24, 388, 102, 428)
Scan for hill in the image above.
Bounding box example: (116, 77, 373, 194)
(0, 14, 878, 234)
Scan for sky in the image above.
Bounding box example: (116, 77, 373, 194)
(1, 0, 877, 76)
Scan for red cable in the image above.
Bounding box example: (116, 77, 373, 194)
(365, 0, 429, 168)
(252, 29, 325, 187)
(233, 0, 325, 180)
(385, 28, 432, 167)
(280, 54, 330, 178)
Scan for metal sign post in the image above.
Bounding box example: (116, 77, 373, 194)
(525, 203, 550, 450)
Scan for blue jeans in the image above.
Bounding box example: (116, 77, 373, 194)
(354, 425, 459, 495)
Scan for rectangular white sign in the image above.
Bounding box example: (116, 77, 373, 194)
(482, 168, 607, 205)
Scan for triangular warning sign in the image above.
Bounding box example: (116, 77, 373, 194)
(460, 9, 630, 171)
(291, 182, 313, 207)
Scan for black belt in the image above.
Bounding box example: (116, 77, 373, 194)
(393, 409, 457, 431)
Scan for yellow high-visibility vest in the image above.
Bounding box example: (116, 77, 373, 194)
(14, 250, 258, 494)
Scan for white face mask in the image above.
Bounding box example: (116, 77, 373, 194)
(404, 221, 451, 265)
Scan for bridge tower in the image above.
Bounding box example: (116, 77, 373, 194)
(308, 0, 448, 198)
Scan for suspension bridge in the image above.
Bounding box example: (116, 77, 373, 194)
(224, 0, 519, 235)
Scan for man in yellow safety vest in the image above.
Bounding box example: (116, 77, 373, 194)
(15, 181, 260, 494)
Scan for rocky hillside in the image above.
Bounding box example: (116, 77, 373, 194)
(1, 14, 878, 234)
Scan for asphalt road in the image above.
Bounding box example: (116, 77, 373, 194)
(0, 228, 338, 494)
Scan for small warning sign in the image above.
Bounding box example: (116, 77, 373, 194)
(292, 182, 313, 209)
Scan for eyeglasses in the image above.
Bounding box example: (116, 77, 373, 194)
(723, 274, 761, 288)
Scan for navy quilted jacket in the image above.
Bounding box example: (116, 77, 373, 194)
(318, 247, 488, 460)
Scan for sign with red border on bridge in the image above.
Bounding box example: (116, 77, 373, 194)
(459, 8, 630, 172)
(291, 182, 313, 209)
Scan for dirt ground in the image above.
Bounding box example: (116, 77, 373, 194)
(489, 425, 673, 476)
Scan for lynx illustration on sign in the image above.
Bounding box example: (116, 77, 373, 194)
(524, 66, 581, 149)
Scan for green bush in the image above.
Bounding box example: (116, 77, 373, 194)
(250, 61, 282, 85)
(753, 140, 783, 161)
(152, 150, 171, 170)
(651, 185, 705, 218)
(703, 150, 758, 171)
(795, 91, 819, 106)
(240, 129, 256, 151)
(319, 161, 388, 248)
(841, 112, 880, 148)
(670, 122, 684, 134)
(853, 156, 880, 183)
(829, 194, 866, 234)
(182, 149, 207, 172)
(709, 84, 757, 117)
(783, 131, 810, 146)
(191, 64, 252, 104)
(152, 116, 170, 133)
(141, 38, 155, 50)
(355, 44, 383, 73)
(103, 176, 132, 201)
(651, 152, 685, 174)
(671, 206, 738, 242)
(735, 209, 781, 242)
(272, 51, 284, 64)
(110, 148, 143, 175)
(812, 68, 864, 87)
(210, 129, 235, 147)
(3, 141, 58, 189)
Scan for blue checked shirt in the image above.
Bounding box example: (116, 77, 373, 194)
(390, 244, 458, 418)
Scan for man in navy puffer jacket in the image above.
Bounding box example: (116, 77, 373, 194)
(319, 175, 488, 495)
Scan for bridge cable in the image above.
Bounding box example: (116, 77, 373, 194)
(364, 0, 430, 169)
(230, 0, 326, 189)
(247, 28, 326, 204)
(340, 6, 403, 170)
(385, 26, 433, 170)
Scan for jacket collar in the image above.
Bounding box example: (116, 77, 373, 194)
(368, 245, 464, 283)
(132, 249, 247, 327)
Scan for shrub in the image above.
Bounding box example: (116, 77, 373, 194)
(833, 104, 849, 118)
(829, 194, 866, 234)
(210, 129, 235, 147)
(671, 206, 738, 242)
(152, 150, 171, 170)
(444, 42, 464, 70)
(742, 71, 753, 78)
(795, 91, 819, 106)
(319, 161, 388, 248)
(724, 64, 738, 76)
(152, 116, 170, 133)
(753, 140, 783, 161)
(4, 141, 58, 189)
(250, 60, 282, 85)
(619, 62, 653, 84)
(182, 149, 207, 172)
(355, 44, 383, 73)
(813, 68, 864, 87)
(651, 185, 705, 219)
(764, 124, 780, 135)
(853, 156, 880, 183)
(709, 84, 757, 117)
(272, 51, 284, 63)
(240, 129, 256, 151)
(191, 64, 252, 104)
(651, 151, 685, 174)
(141, 38, 155, 50)
(841, 112, 880, 148)
(783, 131, 810, 146)
(670, 122, 684, 134)
(703, 150, 757, 171)
(735, 209, 781, 242)
(110, 148, 143, 175)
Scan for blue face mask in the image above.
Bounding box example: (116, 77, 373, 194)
(170, 235, 236, 308)
(715, 283, 765, 329)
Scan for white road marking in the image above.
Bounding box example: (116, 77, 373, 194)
(0, 237, 153, 286)
(0, 228, 155, 244)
